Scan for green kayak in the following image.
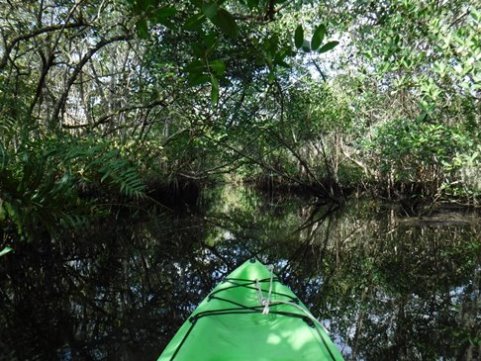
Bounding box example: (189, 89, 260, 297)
(157, 259, 344, 361)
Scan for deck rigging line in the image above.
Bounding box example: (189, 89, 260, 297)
(168, 264, 338, 361)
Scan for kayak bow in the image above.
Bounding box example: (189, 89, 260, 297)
(157, 259, 344, 361)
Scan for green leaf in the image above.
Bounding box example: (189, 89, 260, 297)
(185, 60, 205, 73)
(202, 3, 218, 19)
(135, 19, 149, 39)
(294, 25, 304, 49)
(273, 49, 290, 68)
(188, 73, 210, 86)
(192, 32, 218, 57)
(211, 8, 239, 38)
(311, 24, 326, 50)
(318, 41, 339, 54)
(155, 6, 177, 27)
(0, 246, 13, 257)
(247, 0, 259, 9)
(209, 59, 226, 76)
(211, 75, 220, 105)
(274, 57, 290, 68)
(155, 5, 177, 20)
(184, 13, 205, 30)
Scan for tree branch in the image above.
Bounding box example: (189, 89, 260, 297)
(52, 34, 132, 127)
(0, 22, 87, 71)
(62, 98, 168, 130)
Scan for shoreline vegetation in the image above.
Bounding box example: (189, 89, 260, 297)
(1, 0, 481, 241)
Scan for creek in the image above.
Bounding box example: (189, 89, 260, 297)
(1, 186, 480, 361)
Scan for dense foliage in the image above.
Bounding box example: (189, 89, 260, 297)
(1, 0, 480, 239)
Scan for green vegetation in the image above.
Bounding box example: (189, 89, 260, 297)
(1, 0, 481, 240)
(2, 186, 480, 360)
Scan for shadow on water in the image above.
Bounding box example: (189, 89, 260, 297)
(1, 186, 480, 360)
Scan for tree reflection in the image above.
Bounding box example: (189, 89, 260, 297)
(0, 188, 480, 360)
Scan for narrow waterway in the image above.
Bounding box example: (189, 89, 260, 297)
(1, 186, 480, 361)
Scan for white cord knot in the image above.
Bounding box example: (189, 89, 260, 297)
(256, 264, 275, 315)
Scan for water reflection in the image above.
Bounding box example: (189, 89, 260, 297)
(0, 187, 480, 360)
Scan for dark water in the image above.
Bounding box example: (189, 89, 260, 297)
(1, 186, 480, 361)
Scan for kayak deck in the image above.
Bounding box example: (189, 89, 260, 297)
(157, 259, 344, 361)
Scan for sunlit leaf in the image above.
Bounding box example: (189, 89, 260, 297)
(0, 246, 13, 257)
(318, 41, 339, 54)
(209, 59, 226, 76)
